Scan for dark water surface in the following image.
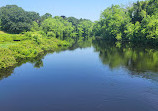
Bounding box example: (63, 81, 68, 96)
(0, 41, 158, 111)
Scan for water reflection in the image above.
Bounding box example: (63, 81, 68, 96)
(0, 67, 14, 80)
(0, 48, 67, 80)
(93, 40, 158, 81)
(0, 53, 45, 80)
(0, 39, 158, 111)
(93, 40, 158, 72)
(0, 39, 92, 80)
(1, 39, 158, 81)
(69, 38, 92, 50)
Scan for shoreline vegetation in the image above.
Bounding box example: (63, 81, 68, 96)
(0, 31, 70, 69)
(0, 5, 94, 69)
(93, 0, 158, 44)
(0, 0, 158, 70)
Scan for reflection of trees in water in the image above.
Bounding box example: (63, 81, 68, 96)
(0, 67, 14, 80)
(93, 40, 158, 73)
(34, 59, 43, 68)
(0, 39, 93, 81)
(0, 48, 67, 80)
(69, 38, 92, 50)
(93, 40, 158, 82)
(0, 53, 45, 80)
(2, 39, 158, 81)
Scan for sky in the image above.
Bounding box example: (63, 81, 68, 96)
(0, 0, 139, 21)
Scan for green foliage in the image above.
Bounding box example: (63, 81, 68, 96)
(0, 4, 94, 43)
(130, 1, 148, 23)
(94, 0, 158, 43)
(41, 17, 74, 39)
(66, 17, 80, 26)
(0, 48, 17, 68)
(40, 17, 94, 41)
(147, 0, 158, 15)
(141, 14, 158, 40)
(40, 13, 52, 22)
(8, 40, 43, 59)
(93, 21, 102, 36)
(0, 5, 40, 33)
(97, 5, 130, 40)
(31, 21, 40, 32)
(0, 33, 28, 44)
(0, 32, 70, 69)
(77, 20, 94, 38)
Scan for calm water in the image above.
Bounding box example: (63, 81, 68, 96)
(0, 41, 158, 111)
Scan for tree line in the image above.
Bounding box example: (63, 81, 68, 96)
(93, 0, 158, 44)
(0, 5, 94, 41)
(0, 0, 158, 43)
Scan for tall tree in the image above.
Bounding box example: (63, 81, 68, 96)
(0, 5, 40, 33)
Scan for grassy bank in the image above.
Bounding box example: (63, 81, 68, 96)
(0, 31, 70, 69)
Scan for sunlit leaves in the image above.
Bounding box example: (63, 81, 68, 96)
(94, 0, 158, 43)
(0, 5, 40, 33)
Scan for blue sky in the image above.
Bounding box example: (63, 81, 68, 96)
(0, 0, 139, 21)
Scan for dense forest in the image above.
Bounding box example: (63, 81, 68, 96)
(0, 5, 94, 69)
(93, 0, 158, 44)
(0, 5, 94, 40)
(0, 0, 158, 69)
(0, 0, 157, 43)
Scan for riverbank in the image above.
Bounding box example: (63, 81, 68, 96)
(0, 31, 70, 69)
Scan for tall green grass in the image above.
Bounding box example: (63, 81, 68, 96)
(0, 31, 70, 69)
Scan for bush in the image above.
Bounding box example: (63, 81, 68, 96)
(0, 48, 16, 68)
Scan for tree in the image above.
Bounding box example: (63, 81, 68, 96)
(129, 1, 147, 23)
(141, 15, 158, 40)
(77, 20, 94, 39)
(31, 21, 40, 32)
(41, 17, 75, 40)
(66, 17, 80, 26)
(147, 0, 158, 15)
(40, 13, 52, 22)
(94, 0, 158, 43)
(99, 5, 130, 40)
(0, 5, 40, 33)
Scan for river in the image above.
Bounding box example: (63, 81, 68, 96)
(0, 40, 158, 111)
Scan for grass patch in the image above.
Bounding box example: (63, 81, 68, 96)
(0, 31, 70, 69)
